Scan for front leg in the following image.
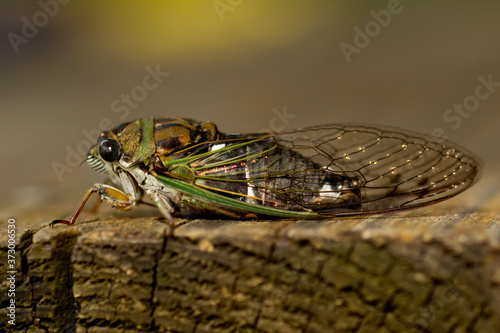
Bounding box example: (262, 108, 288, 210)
(50, 184, 136, 226)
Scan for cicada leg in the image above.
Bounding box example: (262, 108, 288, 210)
(148, 190, 180, 236)
(90, 178, 114, 213)
(149, 190, 177, 219)
(50, 184, 136, 227)
(91, 192, 101, 213)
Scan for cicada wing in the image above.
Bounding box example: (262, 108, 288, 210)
(275, 124, 482, 215)
(162, 124, 481, 217)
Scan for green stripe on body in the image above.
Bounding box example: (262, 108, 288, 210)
(132, 116, 156, 163)
(156, 174, 320, 219)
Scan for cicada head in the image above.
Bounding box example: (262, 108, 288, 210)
(86, 129, 124, 186)
(86, 116, 220, 181)
(86, 116, 156, 177)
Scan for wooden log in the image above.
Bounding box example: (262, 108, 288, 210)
(2, 212, 500, 332)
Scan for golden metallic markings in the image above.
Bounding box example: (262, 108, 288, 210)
(51, 117, 482, 226)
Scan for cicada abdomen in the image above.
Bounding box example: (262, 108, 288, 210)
(185, 135, 362, 211)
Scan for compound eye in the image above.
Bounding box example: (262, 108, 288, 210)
(99, 138, 120, 162)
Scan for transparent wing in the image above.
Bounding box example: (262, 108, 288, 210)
(163, 124, 482, 216)
(275, 124, 482, 214)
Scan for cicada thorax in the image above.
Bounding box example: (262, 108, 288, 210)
(149, 118, 223, 180)
(106, 117, 221, 170)
(153, 118, 219, 157)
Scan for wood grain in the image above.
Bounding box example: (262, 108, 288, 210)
(2, 207, 500, 332)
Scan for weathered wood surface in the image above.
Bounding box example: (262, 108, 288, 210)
(2, 210, 500, 333)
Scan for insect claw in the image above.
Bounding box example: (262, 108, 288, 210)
(163, 217, 188, 238)
(49, 219, 72, 227)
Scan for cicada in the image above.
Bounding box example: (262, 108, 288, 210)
(51, 117, 481, 226)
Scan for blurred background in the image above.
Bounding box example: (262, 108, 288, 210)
(1, 1, 499, 222)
